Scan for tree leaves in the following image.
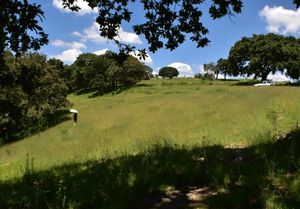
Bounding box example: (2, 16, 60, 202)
(228, 34, 300, 80)
(158, 66, 179, 79)
(0, 0, 48, 58)
(71, 52, 151, 92)
(61, 0, 244, 55)
(294, 0, 300, 7)
(0, 52, 69, 143)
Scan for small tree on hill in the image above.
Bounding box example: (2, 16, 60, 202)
(203, 62, 219, 79)
(159, 67, 179, 79)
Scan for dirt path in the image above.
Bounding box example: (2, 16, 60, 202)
(141, 186, 217, 209)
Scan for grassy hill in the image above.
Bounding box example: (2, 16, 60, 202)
(1, 78, 300, 208)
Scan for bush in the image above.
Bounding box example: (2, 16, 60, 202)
(194, 73, 214, 80)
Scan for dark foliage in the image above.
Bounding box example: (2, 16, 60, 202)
(0, 1, 299, 61)
(216, 58, 230, 80)
(194, 73, 214, 81)
(194, 73, 202, 78)
(0, 52, 69, 144)
(61, 0, 244, 55)
(71, 52, 152, 94)
(0, 0, 48, 66)
(48, 58, 73, 92)
(228, 34, 300, 81)
(234, 79, 261, 86)
(159, 67, 179, 79)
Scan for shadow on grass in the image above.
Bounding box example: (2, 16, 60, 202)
(89, 83, 154, 98)
(233, 80, 300, 87)
(3, 109, 71, 146)
(1, 128, 300, 209)
(40, 110, 71, 130)
(276, 82, 300, 87)
(232, 80, 260, 86)
(89, 85, 134, 98)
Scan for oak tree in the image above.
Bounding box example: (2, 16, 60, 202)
(228, 34, 300, 80)
(159, 66, 179, 79)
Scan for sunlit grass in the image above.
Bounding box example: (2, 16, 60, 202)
(1, 78, 300, 180)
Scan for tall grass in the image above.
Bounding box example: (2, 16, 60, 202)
(0, 79, 300, 180)
(1, 128, 300, 209)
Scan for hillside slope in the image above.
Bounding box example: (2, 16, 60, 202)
(1, 79, 300, 180)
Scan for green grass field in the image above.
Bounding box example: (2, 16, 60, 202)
(1, 78, 300, 208)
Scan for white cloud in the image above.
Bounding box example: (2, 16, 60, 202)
(71, 31, 83, 37)
(73, 22, 142, 44)
(117, 27, 143, 44)
(52, 49, 82, 63)
(168, 62, 194, 77)
(152, 71, 158, 76)
(93, 48, 108, 55)
(52, 0, 98, 15)
(152, 67, 160, 76)
(129, 51, 153, 65)
(198, 64, 204, 74)
(51, 39, 86, 50)
(260, 5, 300, 34)
(50, 39, 86, 63)
(267, 71, 291, 82)
(51, 39, 65, 47)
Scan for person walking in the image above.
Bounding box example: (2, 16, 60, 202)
(70, 109, 78, 125)
(73, 112, 78, 125)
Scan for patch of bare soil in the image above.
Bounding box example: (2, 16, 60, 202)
(141, 186, 217, 209)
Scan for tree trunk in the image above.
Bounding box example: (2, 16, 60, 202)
(261, 72, 269, 81)
(253, 74, 258, 80)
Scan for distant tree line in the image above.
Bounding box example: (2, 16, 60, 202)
(196, 34, 300, 81)
(70, 52, 152, 94)
(194, 60, 226, 80)
(0, 50, 152, 144)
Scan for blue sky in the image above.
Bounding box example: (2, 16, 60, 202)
(33, 0, 300, 78)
